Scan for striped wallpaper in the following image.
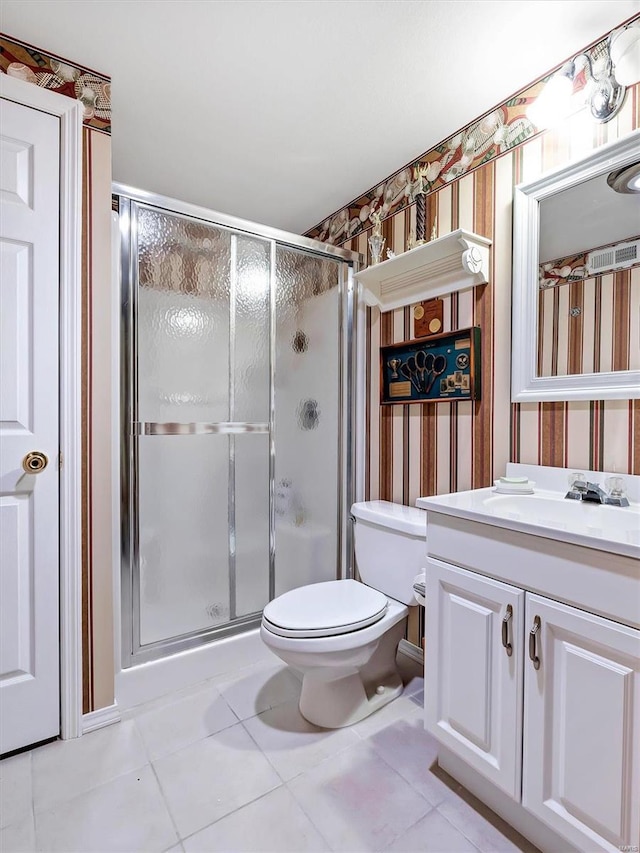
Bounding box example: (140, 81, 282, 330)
(81, 127, 114, 714)
(338, 99, 640, 644)
(335, 90, 639, 518)
(538, 266, 640, 378)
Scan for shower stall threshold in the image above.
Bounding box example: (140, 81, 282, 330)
(115, 627, 274, 710)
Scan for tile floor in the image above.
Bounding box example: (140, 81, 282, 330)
(0, 653, 540, 853)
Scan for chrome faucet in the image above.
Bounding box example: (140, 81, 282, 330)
(565, 474, 630, 507)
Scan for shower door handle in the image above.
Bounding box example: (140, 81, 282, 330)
(134, 422, 269, 436)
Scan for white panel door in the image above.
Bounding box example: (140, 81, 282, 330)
(523, 594, 640, 853)
(0, 96, 60, 753)
(425, 558, 524, 798)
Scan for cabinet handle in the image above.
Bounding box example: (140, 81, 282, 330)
(501, 605, 513, 657)
(528, 615, 541, 670)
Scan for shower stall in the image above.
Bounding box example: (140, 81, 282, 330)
(117, 187, 360, 667)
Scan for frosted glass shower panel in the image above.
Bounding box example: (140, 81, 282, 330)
(138, 435, 230, 646)
(135, 204, 231, 423)
(234, 236, 270, 422)
(274, 248, 342, 596)
(234, 433, 270, 616)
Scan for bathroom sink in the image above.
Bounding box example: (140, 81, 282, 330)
(417, 465, 640, 558)
(482, 493, 639, 540)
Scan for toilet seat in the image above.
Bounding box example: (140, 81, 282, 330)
(262, 579, 388, 638)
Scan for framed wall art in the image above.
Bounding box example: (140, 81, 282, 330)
(380, 327, 481, 405)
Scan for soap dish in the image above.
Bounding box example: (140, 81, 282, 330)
(493, 479, 535, 495)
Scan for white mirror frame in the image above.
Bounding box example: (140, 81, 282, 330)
(512, 128, 640, 402)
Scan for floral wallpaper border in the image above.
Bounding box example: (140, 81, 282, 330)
(539, 236, 640, 289)
(0, 34, 111, 134)
(539, 249, 590, 289)
(304, 32, 624, 245)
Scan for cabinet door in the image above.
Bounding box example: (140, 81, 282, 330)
(523, 594, 640, 852)
(425, 558, 524, 798)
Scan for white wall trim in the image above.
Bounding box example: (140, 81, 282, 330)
(82, 702, 121, 734)
(0, 75, 84, 740)
(354, 281, 366, 508)
(511, 128, 640, 403)
(111, 211, 123, 689)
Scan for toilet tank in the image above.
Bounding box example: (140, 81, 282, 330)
(351, 501, 426, 605)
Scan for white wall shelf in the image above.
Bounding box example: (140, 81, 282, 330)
(355, 228, 492, 312)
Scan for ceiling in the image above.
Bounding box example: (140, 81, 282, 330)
(2, 0, 639, 235)
(539, 171, 640, 262)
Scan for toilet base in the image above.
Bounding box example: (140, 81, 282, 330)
(297, 619, 406, 728)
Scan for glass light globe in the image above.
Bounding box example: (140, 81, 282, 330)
(610, 24, 640, 87)
(527, 73, 574, 129)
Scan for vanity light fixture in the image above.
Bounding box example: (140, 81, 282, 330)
(527, 20, 640, 129)
(526, 65, 575, 130)
(609, 20, 640, 85)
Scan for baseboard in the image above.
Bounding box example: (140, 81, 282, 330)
(398, 638, 424, 666)
(82, 702, 121, 734)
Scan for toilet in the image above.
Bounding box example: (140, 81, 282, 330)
(260, 500, 426, 728)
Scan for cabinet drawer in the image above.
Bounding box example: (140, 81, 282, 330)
(425, 557, 524, 799)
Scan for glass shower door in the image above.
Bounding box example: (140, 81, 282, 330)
(119, 187, 356, 668)
(274, 247, 343, 596)
(128, 202, 271, 657)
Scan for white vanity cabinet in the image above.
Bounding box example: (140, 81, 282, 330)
(424, 558, 525, 798)
(425, 556, 640, 853)
(522, 593, 640, 852)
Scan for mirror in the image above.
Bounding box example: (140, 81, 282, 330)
(512, 129, 640, 402)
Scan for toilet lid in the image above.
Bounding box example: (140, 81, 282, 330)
(262, 579, 388, 638)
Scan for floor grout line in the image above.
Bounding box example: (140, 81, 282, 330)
(148, 758, 183, 848)
(435, 803, 497, 853)
(177, 781, 288, 847)
(282, 777, 338, 853)
(12, 661, 539, 853)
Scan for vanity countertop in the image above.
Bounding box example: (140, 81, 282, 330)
(416, 464, 640, 560)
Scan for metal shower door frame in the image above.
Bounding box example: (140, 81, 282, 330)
(116, 184, 362, 668)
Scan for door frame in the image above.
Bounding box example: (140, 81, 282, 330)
(0, 75, 83, 739)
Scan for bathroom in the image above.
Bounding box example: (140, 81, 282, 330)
(0, 1, 639, 851)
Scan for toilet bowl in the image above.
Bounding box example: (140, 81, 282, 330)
(260, 500, 426, 728)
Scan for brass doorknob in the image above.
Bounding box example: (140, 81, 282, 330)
(22, 451, 48, 474)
